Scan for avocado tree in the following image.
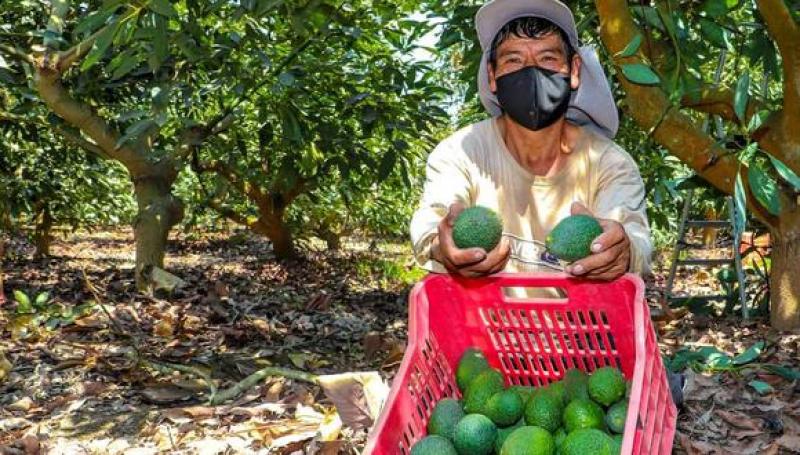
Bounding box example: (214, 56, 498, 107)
(593, 0, 800, 329)
(188, 15, 448, 257)
(0, 0, 437, 286)
(428, 0, 800, 329)
(0, 117, 134, 257)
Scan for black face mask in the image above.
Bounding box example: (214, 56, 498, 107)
(495, 66, 572, 131)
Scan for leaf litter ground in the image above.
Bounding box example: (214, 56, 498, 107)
(0, 229, 797, 454)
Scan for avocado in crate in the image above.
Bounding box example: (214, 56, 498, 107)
(363, 274, 677, 455)
(407, 347, 632, 454)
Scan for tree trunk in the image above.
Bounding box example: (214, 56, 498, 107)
(34, 205, 53, 258)
(132, 176, 184, 291)
(268, 219, 295, 259)
(319, 229, 341, 251)
(0, 237, 5, 305)
(770, 210, 800, 330)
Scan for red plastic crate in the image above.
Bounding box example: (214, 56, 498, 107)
(363, 273, 676, 455)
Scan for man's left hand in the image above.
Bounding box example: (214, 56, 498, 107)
(565, 202, 631, 281)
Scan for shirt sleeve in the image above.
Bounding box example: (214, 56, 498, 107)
(593, 145, 653, 275)
(409, 140, 473, 272)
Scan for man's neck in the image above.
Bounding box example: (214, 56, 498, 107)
(499, 115, 577, 177)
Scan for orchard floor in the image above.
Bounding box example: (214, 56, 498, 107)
(0, 229, 798, 454)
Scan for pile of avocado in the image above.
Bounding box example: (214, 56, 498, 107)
(411, 347, 629, 455)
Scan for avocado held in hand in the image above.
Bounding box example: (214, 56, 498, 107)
(545, 214, 603, 262)
(452, 206, 503, 252)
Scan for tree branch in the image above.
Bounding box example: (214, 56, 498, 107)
(53, 126, 109, 159)
(283, 178, 307, 207)
(595, 0, 776, 226)
(45, 0, 70, 50)
(681, 86, 763, 123)
(197, 160, 269, 207)
(56, 24, 111, 71)
(755, 0, 800, 120)
(171, 114, 236, 164)
(33, 66, 150, 174)
(206, 198, 263, 232)
(0, 110, 108, 158)
(0, 43, 33, 64)
(203, 33, 325, 135)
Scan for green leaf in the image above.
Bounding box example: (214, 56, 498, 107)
(748, 160, 782, 216)
(767, 154, 800, 191)
(279, 106, 303, 144)
(747, 109, 768, 133)
(698, 18, 728, 49)
(733, 171, 747, 237)
(108, 49, 143, 80)
(115, 118, 157, 149)
(621, 63, 660, 85)
(278, 71, 296, 87)
(74, 8, 116, 35)
(80, 21, 122, 72)
(377, 151, 396, 181)
(631, 6, 665, 31)
(616, 34, 642, 58)
(148, 0, 177, 17)
(733, 341, 764, 365)
(734, 72, 750, 123)
(150, 15, 169, 72)
(666, 349, 707, 371)
(739, 142, 759, 164)
(748, 380, 774, 395)
(705, 352, 732, 369)
(33, 292, 50, 309)
(702, 0, 728, 17)
(13, 290, 32, 313)
(655, 4, 678, 44)
(763, 364, 800, 380)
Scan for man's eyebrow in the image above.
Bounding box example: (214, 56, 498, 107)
(538, 45, 564, 55)
(497, 48, 524, 58)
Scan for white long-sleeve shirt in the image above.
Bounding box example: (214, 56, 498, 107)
(409, 118, 652, 274)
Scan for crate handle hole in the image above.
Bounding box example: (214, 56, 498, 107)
(501, 287, 568, 302)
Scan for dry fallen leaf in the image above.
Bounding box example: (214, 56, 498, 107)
(381, 341, 405, 369)
(150, 266, 185, 292)
(317, 372, 389, 430)
(716, 410, 761, 431)
(678, 431, 725, 454)
(776, 434, 800, 451)
(0, 349, 12, 383)
(8, 396, 34, 412)
(363, 332, 383, 360)
(141, 383, 196, 404)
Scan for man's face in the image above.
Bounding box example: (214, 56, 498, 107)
(488, 31, 581, 93)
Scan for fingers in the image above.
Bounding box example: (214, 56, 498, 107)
(444, 202, 466, 228)
(567, 241, 625, 275)
(581, 260, 628, 281)
(570, 201, 593, 216)
(581, 248, 630, 281)
(438, 223, 486, 267)
(436, 204, 487, 269)
(459, 238, 511, 276)
(591, 219, 627, 253)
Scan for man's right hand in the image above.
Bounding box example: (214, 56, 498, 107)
(430, 203, 511, 278)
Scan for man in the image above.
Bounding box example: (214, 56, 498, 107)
(409, 0, 652, 280)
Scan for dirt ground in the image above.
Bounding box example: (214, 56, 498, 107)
(0, 229, 798, 454)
